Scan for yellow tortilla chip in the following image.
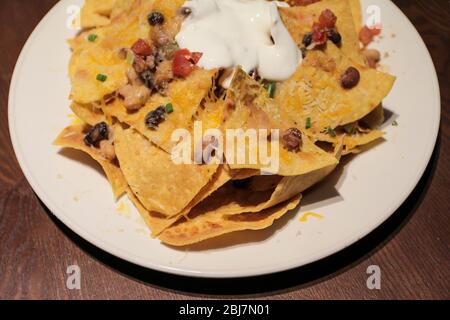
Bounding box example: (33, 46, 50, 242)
(80, 0, 136, 29)
(126, 189, 181, 236)
(80, 0, 116, 29)
(343, 130, 384, 154)
(70, 0, 155, 104)
(187, 140, 342, 217)
(159, 195, 301, 246)
(348, 0, 363, 31)
(280, 0, 365, 65)
(102, 69, 217, 153)
(224, 68, 338, 176)
(70, 102, 107, 126)
(54, 125, 127, 199)
(128, 165, 236, 237)
(314, 129, 384, 155)
(276, 43, 395, 136)
(114, 127, 218, 216)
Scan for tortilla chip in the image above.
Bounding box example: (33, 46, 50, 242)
(159, 195, 301, 246)
(54, 125, 127, 199)
(126, 189, 181, 236)
(70, 102, 108, 126)
(280, 0, 365, 65)
(114, 127, 218, 216)
(126, 165, 235, 237)
(276, 43, 395, 136)
(313, 127, 384, 154)
(80, 0, 116, 29)
(187, 139, 342, 217)
(80, 0, 136, 29)
(348, 0, 363, 31)
(70, 0, 155, 104)
(224, 68, 338, 176)
(343, 130, 384, 153)
(102, 69, 217, 153)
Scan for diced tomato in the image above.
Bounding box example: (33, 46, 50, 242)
(371, 24, 382, 35)
(318, 9, 337, 28)
(312, 23, 327, 45)
(172, 49, 203, 78)
(191, 52, 203, 64)
(359, 25, 382, 46)
(131, 39, 153, 56)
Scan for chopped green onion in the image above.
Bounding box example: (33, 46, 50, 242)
(326, 127, 337, 137)
(126, 51, 135, 65)
(344, 123, 356, 135)
(165, 103, 174, 114)
(96, 74, 107, 82)
(87, 34, 98, 42)
(306, 117, 312, 129)
(267, 82, 276, 98)
(392, 120, 398, 126)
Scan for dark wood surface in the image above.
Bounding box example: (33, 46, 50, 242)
(0, 0, 448, 300)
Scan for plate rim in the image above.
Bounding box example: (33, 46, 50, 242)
(8, 0, 441, 278)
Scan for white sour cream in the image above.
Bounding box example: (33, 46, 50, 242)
(175, 0, 302, 87)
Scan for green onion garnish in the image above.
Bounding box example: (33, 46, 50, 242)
(88, 34, 98, 42)
(96, 74, 107, 82)
(392, 120, 398, 126)
(326, 127, 337, 137)
(126, 52, 135, 65)
(267, 82, 276, 98)
(344, 124, 356, 134)
(306, 117, 311, 129)
(165, 103, 174, 114)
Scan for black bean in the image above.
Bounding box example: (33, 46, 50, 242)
(302, 32, 313, 47)
(148, 12, 165, 26)
(84, 122, 109, 147)
(145, 106, 166, 130)
(282, 128, 303, 152)
(140, 69, 155, 89)
(327, 28, 342, 45)
(341, 67, 360, 89)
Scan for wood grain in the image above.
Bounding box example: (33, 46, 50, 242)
(0, 0, 448, 300)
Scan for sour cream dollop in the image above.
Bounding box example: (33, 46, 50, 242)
(175, 0, 302, 87)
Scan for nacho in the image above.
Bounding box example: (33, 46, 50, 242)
(280, 0, 365, 64)
(70, 0, 156, 103)
(102, 69, 217, 153)
(348, 0, 363, 31)
(56, 0, 396, 246)
(126, 188, 181, 236)
(224, 68, 338, 176)
(159, 195, 301, 246)
(70, 102, 108, 126)
(54, 125, 127, 199)
(80, 0, 137, 29)
(186, 139, 342, 217)
(276, 43, 395, 136)
(114, 127, 218, 216)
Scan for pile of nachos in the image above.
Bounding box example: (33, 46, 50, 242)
(55, 0, 395, 246)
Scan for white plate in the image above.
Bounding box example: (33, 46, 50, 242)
(9, 0, 440, 278)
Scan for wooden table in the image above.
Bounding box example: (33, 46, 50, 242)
(0, 0, 448, 300)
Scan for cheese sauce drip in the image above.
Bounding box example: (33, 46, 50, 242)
(175, 0, 302, 87)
